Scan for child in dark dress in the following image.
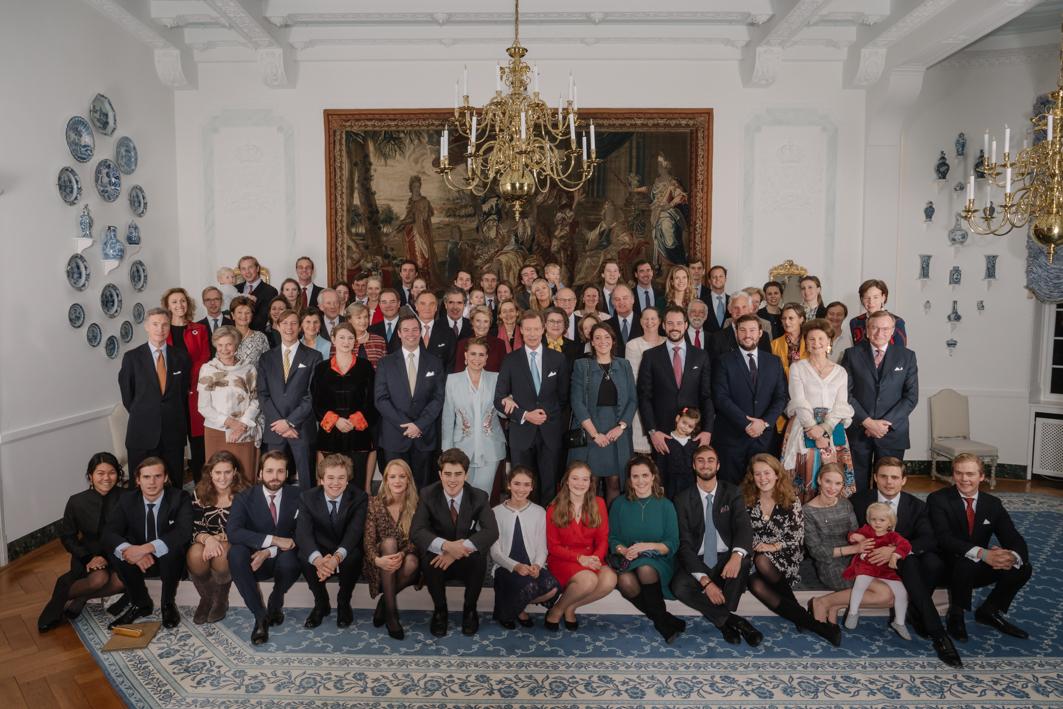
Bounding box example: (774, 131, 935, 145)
(661, 408, 700, 499)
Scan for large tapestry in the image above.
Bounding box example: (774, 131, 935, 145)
(325, 109, 712, 288)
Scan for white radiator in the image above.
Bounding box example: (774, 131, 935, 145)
(1032, 412, 1063, 479)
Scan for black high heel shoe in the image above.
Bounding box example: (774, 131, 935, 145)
(373, 597, 386, 628)
(386, 617, 405, 640)
(543, 610, 561, 632)
(517, 614, 535, 628)
(564, 618, 579, 631)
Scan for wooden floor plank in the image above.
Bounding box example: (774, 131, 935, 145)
(46, 674, 90, 709)
(15, 677, 58, 708)
(0, 677, 27, 709)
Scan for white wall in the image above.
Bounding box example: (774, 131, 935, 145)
(0, 0, 179, 548)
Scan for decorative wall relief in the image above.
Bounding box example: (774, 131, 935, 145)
(948, 214, 969, 246)
(947, 300, 962, 323)
(948, 265, 962, 286)
(985, 254, 998, 280)
(955, 132, 966, 157)
(923, 299, 932, 314)
(953, 181, 965, 192)
(918, 254, 932, 280)
(976, 300, 985, 312)
(923, 202, 935, 223)
(935, 150, 950, 180)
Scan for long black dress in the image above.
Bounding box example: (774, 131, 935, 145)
(311, 356, 378, 487)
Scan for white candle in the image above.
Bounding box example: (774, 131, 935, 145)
(582, 133, 587, 162)
(496, 64, 501, 93)
(520, 112, 527, 140)
(471, 114, 478, 146)
(463, 65, 468, 96)
(569, 112, 576, 142)
(569, 72, 574, 101)
(984, 130, 989, 157)
(453, 81, 459, 111)
(590, 122, 596, 152)
(991, 138, 996, 164)
(1050, 115, 1055, 142)
(967, 175, 974, 201)
(558, 96, 563, 126)
(439, 131, 445, 162)
(1004, 124, 1010, 154)
(1005, 167, 1012, 194)
(573, 84, 578, 112)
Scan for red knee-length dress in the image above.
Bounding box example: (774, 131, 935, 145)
(546, 497, 609, 588)
(842, 525, 911, 581)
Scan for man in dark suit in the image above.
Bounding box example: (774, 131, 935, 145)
(670, 445, 762, 645)
(685, 299, 712, 351)
(638, 306, 714, 466)
(515, 264, 539, 310)
(711, 315, 789, 482)
(495, 311, 571, 500)
(237, 255, 278, 332)
(842, 310, 918, 492)
(118, 307, 192, 487)
(257, 309, 323, 489)
(554, 287, 581, 341)
(375, 313, 447, 488)
(605, 285, 642, 356)
(708, 292, 772, 361)
(198, 287, 234, 357)
(705, 265, 729, 332)
(689, 260, 708, 303)
(850, 457, 962, 667)
(368, 288, 403, 353)
(632, 260, 663, 317)
(396, 259, 418, 308)
(296, 454, 368, 629)
(928, 454, 1032, 643)
(294, 256, 325, 311)
(415, 290, 457, 371)
(410, 448, 499, 637)
(317, 288, 346, 341)
(227, 451, 302, 644)
(438, 287, 473, 342)
(103, 458, 192, 629)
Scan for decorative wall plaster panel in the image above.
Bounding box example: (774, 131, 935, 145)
(853, 46, 888, 87)
(749, 45, 783, 87)
(257, 47, 289, 88)
(153, 48, 191, 89)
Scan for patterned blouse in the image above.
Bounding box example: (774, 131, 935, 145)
(355, 332, 388, 370)
(197, 357, 261, 444)
(192, 492, 233, 540)
(235, 330, 270, 368)
(747, 498, 804, 584)
(362, 496, 418, 598)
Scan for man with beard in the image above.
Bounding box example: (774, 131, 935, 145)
(686, 299, 711, 351)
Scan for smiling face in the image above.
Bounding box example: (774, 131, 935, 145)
(764, 284, 782, 307)
(464, 342, 488, 372)
(398, 318, 421, 350)
(581, 287, 600, 311)
(521, 315, 544, 349)
(90, 462, 119, 495)
(333, 327, 356, 355)
(867, 315, 895, 349)
(664, 310, 688, 342)
(708, 267, 726, 292)
(137, 463, 167, 500)
(144, 313, 170, 346)
(628, 463, 655, 498)
(826, 304, 846, 333)
(202, 290, 223, 317)
(440, 462, 468, 497)
(508, 472, 534, 503)
(781, 308, 803, 336)
(693, 449, 719, 483)
(636, 262, 654, 287)
(269, 299, 287, 324)
(260, 457, 287, 491)
(366, 278, 382, 301)
(545, 312, 566, 340)
(591, 327, 614, 357)
(295, 258, 314, 285)
(320, 292, 341, 319)
(410, 278, 426, 297)
(736, 319, 762, 351)
(282, 281, 299, 304)
(800, 279, 820, 304)
(455, 271, 472, 291)
(166, 292, 188, 321)
(350, 308, 370, 334)
(239, 258, 259, 283)
(385, 465, 409, 498)
(301, 314, 321, 338)
(210, 460, 236, 494)
(861, 286, 886, 314)
(687, 301, 707, 330)
(320, 465, 349, 499)
(952, 459, 984, 497)
(612, 287, 634, 317)
(874, 464, 906, 498)
(415, 292, 438, 322)
(520, 266, 538, 288)
(496, 283, 513, 302)
(232, 304, 252, 329)
(531, 280, 551, 306)
(566, 466, 592, 499)
(671, 268, 689, 295)
(471, 311, 491, 337)
(278, 312, 300, 344)
(805, 327, 831, 356)
(601, 262, 621, 287)
(816, 469, 843, 500)
(640, 307, 660, 335)
(499, 301, 518, 327)
(379, 291, 399, 318)
(751, 461, 778, 494)
(445, 293, 466, 320)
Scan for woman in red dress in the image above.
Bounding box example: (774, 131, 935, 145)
(544, 461, 617, 631)
(163, 287, 211, 483)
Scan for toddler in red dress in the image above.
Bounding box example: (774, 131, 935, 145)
(843, 502, 912, 639)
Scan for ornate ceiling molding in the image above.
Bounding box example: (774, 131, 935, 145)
(746, 0, 830, 87)
(935, 44, 1057, 70)
(204, 0, 291, 87)
(265, 11, 776, 27)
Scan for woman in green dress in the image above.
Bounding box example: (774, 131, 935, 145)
(607, 454, 685, 643)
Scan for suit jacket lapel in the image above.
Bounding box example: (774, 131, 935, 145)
(681, 346, 699, 389)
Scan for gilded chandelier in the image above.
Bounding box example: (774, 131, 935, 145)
(436, 0, 599, 220)
(962, 18, 1063, 262)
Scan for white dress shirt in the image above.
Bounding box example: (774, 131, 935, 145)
(429, 489, 477, 554)
(114, 491, 169, 559)
(307, 493, 348, 563)
(261, 487, 285, 558)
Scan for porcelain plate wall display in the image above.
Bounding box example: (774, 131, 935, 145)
(94, 159, 121, 202)
(65, 116, 94, 163)
(86, 323, 102, 348)
(120, 320, 134, 343)
(129, 260, 148, 291)
(128, 184, 147, 217)
(104, 335, 120, 359)
(57, 167, 81, 205)
(68, 303, 86, 329)
(132, 302, 145, 323)
(100, 283, 122, 318)
(115, 136, 137, 175)
(66, 253, 90, 291)
(89, 93, 117, 136)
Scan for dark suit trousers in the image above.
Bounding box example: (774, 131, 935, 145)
(421, 551, 487, 611)
(380, 447, 437, 490)
(849, 439, 904, 493)
(670, 555, 751, 627)
(897, 552, 945, 636)
(114, 552, 184, 608)
(947, 557, 1032, 614)
(265, 438, 314, 489)
(511, 438, 561, 504)
(128, 445, 185, 489)
(302, 550, 363, 607)
(228, 545, 302, 619)
(716, 434, 778, 485)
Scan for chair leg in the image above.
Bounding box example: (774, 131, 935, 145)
(988, 456, 998, 489)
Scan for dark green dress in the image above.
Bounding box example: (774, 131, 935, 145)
(607, 495, 679, 598)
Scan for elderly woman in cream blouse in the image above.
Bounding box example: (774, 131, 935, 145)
(197, 325, 261, 485)
(441, 336, 507, 494)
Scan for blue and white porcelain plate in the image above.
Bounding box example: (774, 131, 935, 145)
(104, 335, 120, 359)
(94, 159, 121, 202)
(125, 221, 140, 245)
(115, 136, 137, 175)
(132, 302, 145, 324)
(68, 303, 86, 329)
(129, 260, 148, 292)
(66, 253, 90, 291)
(58, 167, 81, 205)
(86, 323, 102, 348)
(120, 320, 134, 343)
(128, 184, 147, 217)
(101, 283, 122, 317)
(66, 116, 94, 163)
(89, 94, 117, 136)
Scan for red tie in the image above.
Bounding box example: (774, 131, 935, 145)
(672, 346, 683, 388)
(964, 496, 975, 536)
(269, 494, 278, 526)
(299, 287, 308, 309)
(694, 330, 701, 349)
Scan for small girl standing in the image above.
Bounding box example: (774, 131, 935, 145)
(843, 501, 912, 639)
(661, 408, 700, 499)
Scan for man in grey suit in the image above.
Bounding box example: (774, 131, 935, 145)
(257, 309, 323, 488)
(374, 313, 447, 488)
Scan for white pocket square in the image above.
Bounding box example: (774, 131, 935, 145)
(426, 371, 436, 377)
(548, 371, 557, 377)
(893, 366, 904, 371)
(294, 509, 299, 519)
(298, 363, 307, 368)
(172, 370, 182, 375)
(983, 519, 991, 525)
(692, 366, 699, 370)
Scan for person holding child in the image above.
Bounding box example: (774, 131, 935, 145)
(842, 501, 912, 639)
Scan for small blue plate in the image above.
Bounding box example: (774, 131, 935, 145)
(132, 302, 145, 324)
(86, 323, 102, 348)
(129, 184, 147, 217)
(115, 136, 137, 175)
(69, 303, 86, 328)
(101, 283, 123, 318)
(95, 159, 121, 202)
(104, 335, 120, 359)
(129, 260, 148, 292)
(90, 94, 117, 136)
(66, 253, 90, 291)
(58, 167, 81, 205)
(120, 320, 134, 343)
(66, 116, 94, 163)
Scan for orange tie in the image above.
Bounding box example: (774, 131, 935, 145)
(155, 350, 166, 393)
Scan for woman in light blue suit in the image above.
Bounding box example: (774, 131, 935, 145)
(568, 323, 637, 504)
(442, 337, 507, 494)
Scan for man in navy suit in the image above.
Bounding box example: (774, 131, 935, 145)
(198, 287, 234, 357)
(638, 305, 714, 465)
(118, 307, 192, 487)
(368, 288, 403, 353)
(708, 292, 771, 361)
(237, 255, 279, 332)
(606, 285, 643, 356)
(705, 265, 729, 332)
(495, 310, 570, 500)
(396, 259, 418, 308)
(375, 313, 447, 488)
(632, 260, 663, 317)
(103, 458, 193, 629)
(438, 287, 473, 342)
(842, 310, 918, 492)
(415, 290, 457, 371)
(258, 309, 323, 489)
(227, 451, 302, 645)
(296, 454, 368, 629)
(711, 315, 789, 482)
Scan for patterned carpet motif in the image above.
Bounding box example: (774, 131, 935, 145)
(72, 493, 1063, 707)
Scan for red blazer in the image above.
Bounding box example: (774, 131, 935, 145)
(497, 324, 523, 353)
(452, 335, 507, 373)
(545, 497, 609, 588)
(167, 323, 211, 436)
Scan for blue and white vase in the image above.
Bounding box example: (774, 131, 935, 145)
(948, 265, 962, 286)
(924, 201, 935, 223)
(984, 254, 998, 280)
(948, 214, 969, 246)
(974, 149, 986, 179)
(946, 338, 958, 356)
(935, 151, 950, 180)
(101, 225, 124, 274)
(74, 205, 94, 254)
(918, 254, 932, 280)
(947, 300, 962, 323)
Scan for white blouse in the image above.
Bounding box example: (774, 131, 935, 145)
(490, 501, 549, 572)
(197, 357, 262, 444)
(785, 358, 854, 431)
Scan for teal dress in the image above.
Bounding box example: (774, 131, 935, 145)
(607, 496, 679, 598)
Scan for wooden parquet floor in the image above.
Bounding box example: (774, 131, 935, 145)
(0, 475, 1059, 708)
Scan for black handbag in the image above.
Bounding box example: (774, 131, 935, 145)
(565, 427, 588, 448)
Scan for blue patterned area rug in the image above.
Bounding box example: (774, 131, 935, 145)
(73, 494, 1063, 708)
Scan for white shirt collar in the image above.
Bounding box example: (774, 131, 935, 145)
(877, 492, 899, 506)
(444, 489, 464, 507)
(325, 492, 343, 505)
(672, 433, 691, 445)
(740, 347, 759, 364)
(264, 486, 282, 505)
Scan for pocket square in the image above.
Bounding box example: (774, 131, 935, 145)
(983, 519, 991, 525)
(692, 366, 699, 370)
(894, 366, 904, 371)
(172, 370, 182, 375)
(298, 363, 307, 368)
(294, 509, 299, 519)
(547, 370, 557, 377)
(720, 505, 730, 513)
(426, 371, 436, 377)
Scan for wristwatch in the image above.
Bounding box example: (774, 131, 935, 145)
(618, 421, 628, 431)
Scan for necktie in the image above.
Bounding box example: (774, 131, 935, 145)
(874, 348, 884, 368)
(672, 346, 683, 388)
(422, 324, 431, 347)
(283, 348, 291, 382)
(453, 321, 460, 338)
(644, 289, 652, 308)
(450, 498, 459, 526)
(487, 297, 494, 310)
(702, 494, 718, 568)
(329, 500, 338, 525)
(529, 350, 541, 394)
(269, 494, 278, 526)
(299, 287, 308, 309)
(155, 350, 167, 393)
(715, 296, 725, 327)
(747, 353, 758, 387)
(621, 318, 629, 342)
(385, 321, 394, 342)
(145, 502, 157, 541)
(407, 352, 417, 396)
(964, 496, 975, 536)
(212, 318, 219, 330)
(606, 291, 614, 315)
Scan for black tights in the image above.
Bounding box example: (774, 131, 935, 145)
(749, 553, 813, 629)
(67, 570, 124, 611)
(378, 538, 420, 626)
(616, 565, 659, 598)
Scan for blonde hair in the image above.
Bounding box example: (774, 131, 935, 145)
(741, 453, 798, 509)
(665, 265, 695, 306)
(377, 459, 419, 535)
(865, 501, 896, 530)
(217, 266, 235, 280)
(550, 462, 602, 528)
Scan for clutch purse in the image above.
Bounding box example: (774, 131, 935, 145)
(565, 427, 588, 448)
(606, 552, 631, 572)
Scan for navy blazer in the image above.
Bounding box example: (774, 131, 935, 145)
(368, 320, 402, 353)
(711, 349, 789, 447)
(632, 287, 664, 317)
(705, 292, 729, 332)
(673, 480, 752, 576)
(239, 280, 279, 332)
(374, 347, 446, 452)
(637, 342, 715, 435)
(842, 340, 919, 449)
(926, 487, 1028, 563)
(423, 321, 457, 371)
(850, 489, 936, 556)
(102, 487, 193, 556)
(257, 343, 323, 445)
(494, 346, 570, 452)
(410, 482, 499, 553)
(295, 486, 368, 564)
(118, 343, 192, 451)
(606, 313, 644, 356)
(226, 485, 300, 551)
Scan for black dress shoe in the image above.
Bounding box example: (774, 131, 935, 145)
(304, 605, 330, 629)
(267, 609, 285, 627)
(106, 593, 131, 617)
(975, 607, 1029, 639)
(336, 604, 353, 628)
(108, 603, 153, 630)
(947, 612, 968, 642)
(718, 620, 742, 644)
(373, 597, 386, 628)
(161, 603, 181, 629)
(37, 618, 62, 634)
(251, 615, 270, 645)
(518, 615, 535, 628)
(498, 619, 517, 630)
(730, 616, 763, 647)
(932, 634, 963, 668)
(813, 620, 843, 647)
(430, 608, 448, 637)
(462, 609, 479, 636)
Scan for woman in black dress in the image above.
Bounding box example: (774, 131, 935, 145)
(38, 452, 126, 632)
(311, 322, 378, 491)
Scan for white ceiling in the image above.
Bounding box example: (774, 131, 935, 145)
(79, 0, 1058, 90)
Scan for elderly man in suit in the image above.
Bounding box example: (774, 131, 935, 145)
(317, 288, 346, 341)
(411, 448, 499, 637)
(606, 284, 642, 356)
(495, 310, 571, 500)
(850, 457, 962, 668)
(712, 315, 789, 482)
(103, 458, 193, 629)
(708, 292, 772, 361)
(686, 299, 711, 351)
(237, 255, 279, 332)
(258, 309, 323, 489)
(296, 453, 368, 629)
(227, 451, 302, 644)
(670, 445, 762, 645)
(439, 287, 474, 342)
(375, 312, 447, 488)
(928, 454, 1032, 644)
(119, 307, 192, 487)
(841, 309, 918, 492)
(415, 290, 457, 371)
